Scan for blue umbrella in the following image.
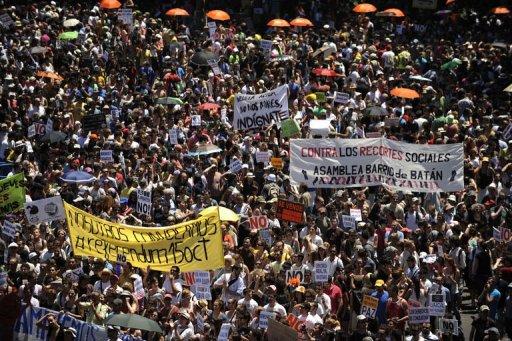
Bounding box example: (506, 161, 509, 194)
(60, 171, 96, 184)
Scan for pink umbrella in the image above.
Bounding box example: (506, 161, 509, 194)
(41, 34, 50, 43)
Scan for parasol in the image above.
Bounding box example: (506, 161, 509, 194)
(491, 7, 510, 14)
(376, 8, 405, 17)
(105, 314, 163, 333)
(353, 3, 377, 13)
(63, 18, 80, 28)
(190, 50, 219, 66)
(206, 10, 230, 21)
(99, 0, 121, 10)
(197, 103, 220, 111)
(390, 87, 420, 99)
(290, 18, 314, 27)
(312, 68, 340, 77)
(58, 31, 78, 40)
(36, 71, 64, 82)
(156, 97, 183, 105)
(267, 19, 290, 27)
(186, 144, 223, 156)
(165, 8, 190, 17)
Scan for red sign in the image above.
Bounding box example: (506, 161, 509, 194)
(276, 200, 305, 224)
(250, 215, 268, 231)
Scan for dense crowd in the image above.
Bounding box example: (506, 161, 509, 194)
(0, 0, 511, 340)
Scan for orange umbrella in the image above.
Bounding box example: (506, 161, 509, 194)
(491, 7, 510, 14)
(376, 8, 405, 17)
(99, 0, 121, 9)
(446, 0, 455, 5)
(166, 8, 190, 17)
(267, 19, 290, 27)
(390, 87, 420, 99)
(290, 17, 314, 27)
(353, 3, 377, 13)
(36, 71, 64, 82)
(206, 10, 230, 21)
(312, 68, 340, 77)
(198, 103, 220, 111)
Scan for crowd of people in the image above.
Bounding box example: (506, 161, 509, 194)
(0, 0, 511, 340)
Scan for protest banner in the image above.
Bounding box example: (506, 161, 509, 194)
(360, 295, 379, 319)
(256, 151, 270, 164)
(0, 13, 14, 29)
(117, 8, 133, 31)
(249, 215, 268, 231)
(218, 323, 231, 341)
(14, 306, 107, 341)
(440, 318, 459, 336)
(229, 159, 243, 173)
(342, 215, 356, 229)
(428, 293, 445, 316)
(259, 311, 276, 329)
(409, 306, 430, 324)
(290, 138, 464, 193)
(268, 318, 297, 341)
(192, 284, 212, 300)
(0, 173, 25, 216)
(286, 269, 305, 284)
(100, 150, 114, 163)
(169, 128, 179, 144)
(2, 220, 19, 239)
(334, 92, 350, 104)
(276, 199, 304, 224)
(350, 208, 362, 221)
(271, 157, 284, 170)
(412, 0, 437, 9)
(24, 196, 65, 224)
(64, 202, 224, 272)
(136, 189, 152, 215)
(233, 85, 289, 130)
(81, 114, 107, 132)
(314, 261, 329, 283)
(194, 270, 210, 285)
(281, 118, 301, 138)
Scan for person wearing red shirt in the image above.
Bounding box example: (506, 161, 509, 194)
(323, 278, 343, 316)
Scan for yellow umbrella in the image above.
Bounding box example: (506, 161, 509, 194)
(199, 206, 240, 222)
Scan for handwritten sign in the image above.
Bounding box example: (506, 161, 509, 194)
(350, 208, 362, 221)
(250, 215, 268, 231)
(314, 261, 329, 283)
(428, 294, 445, 316)
(218, 323, 231, 341)
(136, 189, 152, 215)
(285, 269, 305, 284)
(342, 215, 356, 229)
(169, 128, 178, 145)
(229, 159, 243, 173)
(100, 150, 113, 163)
(334, 92, 350, 104)
(256, 151, 270, 164)
(360, 295, 379, 319)
(192, 284, 212, 300)
(194, 271, 210, 285)
(409, 306, 430, 324)
(2, 220, 18, 239)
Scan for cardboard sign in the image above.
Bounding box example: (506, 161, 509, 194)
(0, 13, 14, 29)
(100, 149, 114, 163)
(342, 215, 356, 229)
(259, 311, 275, 329)
(24, 196, 65, 224)
(249, 215, 268, 231)
(260, 39, 273, 57)
(229, 159, 243, 173)
(271, 157, 284, 170)
(440, 318, 459, 336)
(281, 119, 301, 138)
(268, 318, 298, 341)
(360, 295, 379, 319)
(136, 189, 152, 215)
(409, 306, 430, 324)
(334, 92, 350, 104)
(81, 114, 106, 133)
(207, 59, 222, 75)
(285, 269, 305, 284)
(350, 208, 362, 222)
(256, 151, 270, 164)
(315, 92, 326, 103)
(192, 284, 212, 300)
(276, 200, 304, 224)
(218, 323, 231, 341)
(428, 294, 445, 316)
(191, 115, 202, 126)
(314, 261, 329, 283)
(169, 128, 178, 145)
(2, 220, 19, 239)
(194, 271, 210, 285)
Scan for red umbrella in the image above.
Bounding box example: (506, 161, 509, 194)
(312, 68, 340, 77)
(267, 19, 291, 27)
(99, 0, 121, 9)
(164, 73, 181, 82)
(198, 103, 220, 111)
(290, 18, 314, 27)
(166, 8, 190, 17)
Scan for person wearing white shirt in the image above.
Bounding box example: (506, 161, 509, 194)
(323, 247, 344, 276)
(238, 289, 259, 316)
(308, 302, 324, 328)
(93, 268, 112, 293)
(213, 264, 245, 304)
(297, 302, 316, 331)
(263, 294, 286, 317)
(169, 311, 195, 340)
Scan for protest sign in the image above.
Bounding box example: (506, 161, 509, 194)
(385, 117, 401, 127)
(169, 128, 179, 144)
(315, 92, 327, 103)
(0, 173, 25, 216)
(136, 189, 152, 215)
(440, 318, 459, 336)
(309, 119, 331, 137)
(281, 118, 301, 138)
(503, 123, 512, 140)
(256, 151, 270, 164)
(412, 0, 437, 9)
(218, 323, 231, 341)
(259, 311, 276, 329)
(192, 284, 212, 300)
(183, 272, 195, 286)
(334, 92, 350, 104)
(14, 306, 107, 341)
(24, 196, 65, 224)
(207, 59, 222, 75)
(268, 318, 297, 341)
(493, 227, 502, 241)
(290, 138, 464, 193)
(207, 21, 218, 41)
(360, 295, 379, 319)
(33, 123, 46, 136)
(100, 149, 114, 163)
(0, 272, 7, 285)
(366, 131, 383, 138)
(64, 202, 223, 272)
(259, 228, 273, 246)
(260, 39, 273, 57)
(350, 208, 362, 221)
(271, 157, 284, 170)
(229, 159, 243, 173)
(191, 115, 202, 126)
(117, 8, 133, 31)
(81, 114, 107, 132)
(286, 269, 305, 284)
(0, 14, 14, 29)
(2, 220, 19, 239)
(250, 215, 268, 231)
(495, 227, 512, 241)
(276, 200, 304, 224)
(423, 254, 437, 264)
(233, 85, 289, 130)
(46, 118, 53, 133)
(409, 306, 430, 324)
(133, 274, 145, 299)
(194, 270, 210, 285)
(28, 125, 36, 138)
(342, 215, 356, 229)
(314, 261, 329, 283)
(428, 294, 445, 316)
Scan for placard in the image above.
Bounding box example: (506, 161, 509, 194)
(133, 274, 145, 300)
(259, 228, 273, 246)
(81, 114, 107, 133)
(194, 270, 210, 285)
(28, 125, 36, 138)
(276, 200, 304, 224)
(259, 311, 276, 329)
(342, 215, 356, 229)
(286, 269, 305, 284)
(249, 215, 268, 231)
(493, 227, 502, 241)
(314, 261, 329, 283)
(409, 306, 430, 324)
(117, 9, 133, 31)
(440, 318, 459, 336)
(24, 196, 65, 224)
(315, 92, 326, 103)
(207, 59, 222, 75)
(136, 189, 152, 215)
(334, 92, 350, 104)
(0, 13, 14, 29)
(218, 323, 231, 341)
(100, 149, 114, 163)
(366, 131, 383, 138)
(260, 40, 273, 57)
(2, 220, 19, 239)
(191, 115, 202, 126)
(350, 208, 362, 221)
(192, 284, 212, 300)
(290, 138, 464, 193)
(271, 157, 284, 170)
(256, 151, 270, 164)
(46, 118, 54, 133)
(0, 173, 25, 215)
(385, 117, 401, 127)
(229, 159, 243, 173)
(428, 294, 445, 316)
(281, 118, 301, 138)
(169, 128, 178, 145)
(360, 295, 379, 319)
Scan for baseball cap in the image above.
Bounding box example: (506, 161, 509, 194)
(480, 305, 490, 312)
(375, 279, 385, 287)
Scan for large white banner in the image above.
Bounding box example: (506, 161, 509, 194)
(233, 85, 289, 130)
(24, 196, 65, 224)
(290, 138, 463, 193)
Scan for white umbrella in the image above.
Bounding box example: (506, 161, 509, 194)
(409, 75, 432, 83)
(63, 18, 80, 28)
(504, 83, 512, 93)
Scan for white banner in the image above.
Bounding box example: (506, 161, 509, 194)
(24, 196, 65, 224)
(233, 85, 289, 130)
(290, 138, 463, 193)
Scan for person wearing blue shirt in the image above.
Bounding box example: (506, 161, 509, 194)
(479, 276, 501, 321)
(371, 279, 389, 326)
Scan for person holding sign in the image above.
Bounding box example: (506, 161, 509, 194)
(385, 286, 408, 339)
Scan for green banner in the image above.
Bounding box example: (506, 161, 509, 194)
(0, 173, 25, 216)
(281, 119, 301, 138)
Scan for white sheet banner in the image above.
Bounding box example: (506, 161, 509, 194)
(290, 138, 463, 193)
(233, 85, 289, 130)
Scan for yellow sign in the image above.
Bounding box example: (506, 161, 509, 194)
(64, 202, 224, 272)
(0, 173, 25, 216)
(271, 157, 284, 170)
